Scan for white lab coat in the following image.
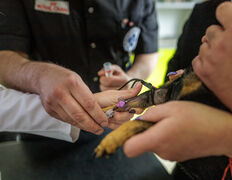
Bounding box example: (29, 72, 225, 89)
(0, 84, 80, 142)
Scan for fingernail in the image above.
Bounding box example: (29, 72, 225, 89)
(129, 109, 136, 114)
(167, 72, 177, 76)
(100, 121, 108, 127)
(95, 129, 104, 135)
(135, 116, 142, 120)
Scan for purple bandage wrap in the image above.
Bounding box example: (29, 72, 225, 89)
(117, 100, 126, 108)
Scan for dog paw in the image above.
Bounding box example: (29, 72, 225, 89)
(94, 120, 154, 157)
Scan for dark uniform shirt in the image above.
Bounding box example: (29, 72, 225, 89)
(0, 0, 158, 92)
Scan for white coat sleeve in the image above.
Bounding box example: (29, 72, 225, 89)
(0, 84, 80, 142)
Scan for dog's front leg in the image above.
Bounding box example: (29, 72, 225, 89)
(94, 120, 153, 157)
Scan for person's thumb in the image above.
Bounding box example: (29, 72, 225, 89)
(120, 82, 142, 99)
(123, 128, 154, 157)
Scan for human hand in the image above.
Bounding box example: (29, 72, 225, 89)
(95, 83, 143, 129)
(38, 63, 108, 135)
(192, 2, 232, 110)
(167, 69, 185, 81)
(98, 64, 131, 91)
(124, 101, 232, 161)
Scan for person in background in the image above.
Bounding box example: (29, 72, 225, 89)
(165, 0, 228, 81)
(124, 1, 232, 180)
(0, 1, 171, 179)
(0, 0, 158, 135)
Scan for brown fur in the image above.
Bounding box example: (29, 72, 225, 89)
(96, 69, 230, 180)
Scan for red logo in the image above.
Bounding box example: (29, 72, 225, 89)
(35, 0, 69, 15)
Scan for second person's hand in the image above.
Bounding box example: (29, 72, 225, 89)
(95, 83, 142, 129)
(98, 64, 131, 91)
(124, 101, 232, 161)
(37, 63, 108, 135)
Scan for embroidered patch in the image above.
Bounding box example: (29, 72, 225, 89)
(123, 27, 141, 52)
(35, 0, 69, 15)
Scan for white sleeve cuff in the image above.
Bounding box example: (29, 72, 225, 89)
(0, 85, 80, 142)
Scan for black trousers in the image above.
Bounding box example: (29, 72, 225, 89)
(0, 129, 173, 180)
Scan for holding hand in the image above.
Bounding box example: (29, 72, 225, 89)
(167, 69, 185, 81)
(95, 83, 142, 129)
(124, 101, 232, 161)
(37, 63, 108, 135)
(98, 64, 131, 91)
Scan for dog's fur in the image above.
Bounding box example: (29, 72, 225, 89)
(96, 68, 231, 180)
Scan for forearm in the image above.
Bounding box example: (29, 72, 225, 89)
(127, 52, 158, 80)
(0, 50, 37, 92)
(0, 51, 26, 86)
(0, 50, 64, 94)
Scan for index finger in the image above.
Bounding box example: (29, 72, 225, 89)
(138, 103, 169, 123)
(70, 80, 108, 127)
(216, 2, 232, 29)
(58, 94, 104, 134)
